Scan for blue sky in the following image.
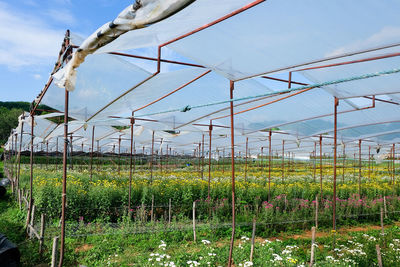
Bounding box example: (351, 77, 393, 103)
(0, 0, 133, 102)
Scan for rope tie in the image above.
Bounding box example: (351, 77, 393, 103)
(181, 105, 192, 112)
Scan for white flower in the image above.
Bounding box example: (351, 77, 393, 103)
(201, 240, 211, 245)
(241, 236, 250, 241)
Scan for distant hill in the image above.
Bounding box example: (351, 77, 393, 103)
(0, 101, 52, 145)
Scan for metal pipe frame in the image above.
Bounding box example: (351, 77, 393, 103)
(208, 122, 213, 199)
(333, 97, 338, 235)
(228, 81, 236, 267)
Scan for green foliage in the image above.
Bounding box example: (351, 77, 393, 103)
(0, 107, 23, 144)
(0, 101, 53, 145)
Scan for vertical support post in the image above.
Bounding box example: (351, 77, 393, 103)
(198, 143, 201, 176)
(96, 140, 100, 172)
(16, 115, 25, 193)
(313, 142, 316, 182)
(250, 217, 256, 262)
(245, 137, 248, 182)
(208, 122, 213, 199)
(59, 30, 71, 267)
(55, 137, 58, 172)
(160, 140, 163, 173)
(201, 134, 205, 180)
(333, 97, 338, 237)
(192, 201, 196, 242)
(392, 144, 395, 192)
(376, 244, 383, 267)
(46, 140, 49, 170)
(166, 144, 169, 172)
(315, 195, 318, 228)
(150, 131, 155, 184)
(228, 81, 236, 267)
(380, 207, 384, 235)
(26, 114, 35, 228)
(268, 131, 272, 201)
(358, 139, 362, 197)
(128, 116, 135, 212)
(342, 144, 346, 184)
(118, 136, 121, 175)
(11, 133, 14, 191)
(282, 140, 285, 183)
(319, 135, 323, 202)
(310, 226, 316, 267)
(51, 236, 59, 267)
(151, 195, 154, 222)
(39, 213, 45, 254)
(222, 148, 225, 175)
(90, 126, 95, 179)
(168, 199, 171, 226)
(368, 146, 371, 181)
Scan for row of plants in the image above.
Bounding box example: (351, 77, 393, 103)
(12, 162, 400, 226)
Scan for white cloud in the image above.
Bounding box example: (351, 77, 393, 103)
(45, 8, 77, 25)
(326, 26, 400, 57)
(32, 73, 42, 80)
(0, 2, 65, 69)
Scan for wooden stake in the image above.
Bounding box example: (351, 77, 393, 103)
(309, 226, 316, 267)
(315, 196, 319, 229)
(376, 244, 383, 267)
(151, 195, 154, 222)
(193, 201, 196, 242)
(18, 189, 21, 210)
(380, 207, 384, 235)
(168, 199, 171, 226)
(383, 196, 387, 218)
(39, 214, 45, 254)
(51, 236, 59, 267)
(250, 218, 256, 262)
(28, 205, 36, 237)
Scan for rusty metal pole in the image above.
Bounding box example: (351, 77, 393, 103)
(393, 144, 395, 192)
(26, 115, 34, 228)
(59, 30, 71, 267)
(118, 136, 121, 175)
(150, 131, 155, 184)
(260, 147, 263, 172)
(282, 140, 285, 183)
(342, 144, 346, 184)
(97, 140, 100, 172)
(319, 135, 323, 202)
(90, 126, 95, 179)
(368, 146, 371, 181)
(333, 97, 338, 237)
(128, 117, 135, 212)
(55, 137, 59, 172)
(208, 122, 213, 199)
(201, 134, 205, 180)
(228, 81, 236, 267)
(268, 131, 272, 201)
(358, 140, 362, 197)
(133, 141, 136, 173)
(245, 137, 248, 182)
(160, 138, 163, 173)
(16, 115, 25, 192)
(313, 142, 317, 182)
(46, 140, 49, 170)
(222, 148, 225, 175)
(198, 143, 201, 177)
(166, 144, 169, 172)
